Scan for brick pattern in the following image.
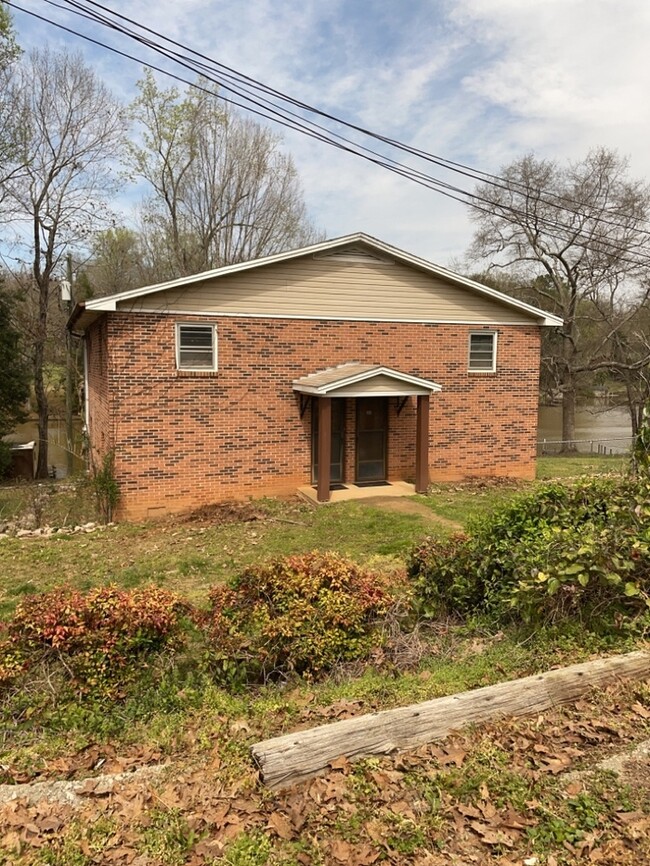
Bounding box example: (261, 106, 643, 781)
(87, 314, 541, 519)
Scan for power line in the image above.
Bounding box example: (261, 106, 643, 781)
(37, 0, 650, 256)
(56, 0, 650, 237)
(4, 1, 538, 221)
(8, 0, 650, 271)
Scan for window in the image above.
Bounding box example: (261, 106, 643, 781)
(176, 323, 217, 370)
(468, 332, 496, 372)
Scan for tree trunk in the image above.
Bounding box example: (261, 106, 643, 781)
(629, 389, 640, 438)
(560, 384, 577, 452)
(560, 322, 578, 452)
(65, 255, 75, 477)
(33, 332, 49, 479)
(65, 330, 75, 477)
(34, 270, 50, 479)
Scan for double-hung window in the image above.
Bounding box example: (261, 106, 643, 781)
(468, 331, 497, 372)
(176, 323, 217, 370)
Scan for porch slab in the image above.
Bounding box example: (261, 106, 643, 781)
(297, 480, 416, 505)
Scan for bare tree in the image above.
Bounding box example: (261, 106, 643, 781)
(1, 48, 124, 477)
(127, 71, 320, 280)
(0, 4, 25, 224)
(84, 226, 145, 296)
(607, 299, 650, 435)
(467, 148, 650, 448)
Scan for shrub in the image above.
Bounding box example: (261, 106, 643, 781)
(408, 533, 473, 618)
(92, 449, 120, 523)
(204, 551, 406, 681)
(0, 439, 12, 478)
(410, 476, 650, 628)
(0, 584, 189, 695)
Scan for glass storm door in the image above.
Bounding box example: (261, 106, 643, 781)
(312, 399, 345, 484)
(356, 398, 387, 482)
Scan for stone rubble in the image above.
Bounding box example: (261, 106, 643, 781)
(0, 521, 112, 540)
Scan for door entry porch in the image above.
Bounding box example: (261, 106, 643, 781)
(312, 397, 389, 487)
(295, 363, 442, 503)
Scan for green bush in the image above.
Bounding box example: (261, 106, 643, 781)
(204, 551, 407, 682)
(0, 439, 12, 478)
(408, 533, 473, 617)
(409, 476, 650, 628)
(0, 584, 190, 695)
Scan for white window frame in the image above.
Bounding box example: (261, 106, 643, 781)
(468, 331, 497, 373)
(176, 323, 218, 371)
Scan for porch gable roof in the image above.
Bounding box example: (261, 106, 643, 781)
(292, 363, 442, 397)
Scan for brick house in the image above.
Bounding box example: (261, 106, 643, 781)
(69, 233, 561, 520)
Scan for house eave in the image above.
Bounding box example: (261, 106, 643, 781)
(81, 232, 563, 327)
(67, 303, 104, 335)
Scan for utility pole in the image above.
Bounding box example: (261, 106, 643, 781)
(64, 253, 75, 477)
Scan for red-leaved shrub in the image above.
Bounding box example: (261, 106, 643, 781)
(0, 585, 188, 694)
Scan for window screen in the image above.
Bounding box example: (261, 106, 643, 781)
(177, 324, 216, 369)
(468, 332, 496, 371)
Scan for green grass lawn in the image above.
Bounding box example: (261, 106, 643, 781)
(422, 454, 628, 526)
(536, 453, 628, 478)
(0, 453, 629, 618)
(1, 453, 647, 866)
(419, 481, 521, 526)
(0, 498, 430, 618)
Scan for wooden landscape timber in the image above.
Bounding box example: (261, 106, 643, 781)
(252, 651, 650, 789)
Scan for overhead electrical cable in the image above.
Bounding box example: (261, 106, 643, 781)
(6, 0, 560, 227)
(14, 0, 645, 240)
(37, 0, 650, 260)
(8, 0, 650, 271)
(56, 0, 650, 236)
(48, 0, 650, 269)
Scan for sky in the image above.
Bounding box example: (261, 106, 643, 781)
(10, 0, 650, 267)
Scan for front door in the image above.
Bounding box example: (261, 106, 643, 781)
(312, 399, 345, 484)
(356, 398, 387, 482)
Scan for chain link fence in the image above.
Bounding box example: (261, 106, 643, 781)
(537, 436, 635, 456)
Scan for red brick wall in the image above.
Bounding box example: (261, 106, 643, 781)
(90, 313, 541, 519)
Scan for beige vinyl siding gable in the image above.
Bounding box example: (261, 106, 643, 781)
(325, 374, 431, 396)
(116, 255, 535, 324)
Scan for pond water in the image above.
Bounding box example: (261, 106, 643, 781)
(7, 418, 85, 478)
(537, 404, 633, 454)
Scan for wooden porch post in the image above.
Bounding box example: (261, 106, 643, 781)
(317, 397, 332, 503)
(415, 394, 430, 494)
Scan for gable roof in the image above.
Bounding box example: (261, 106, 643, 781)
(293, 363, 442, 397)
(70, 233, 563, 330)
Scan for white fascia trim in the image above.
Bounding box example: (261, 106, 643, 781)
(298, 387, 436, 397)
(84, 232, 563, 326)
(294, 367, 442, 395)
(114, 307, 544, 327)
(84, 234, 371, 309)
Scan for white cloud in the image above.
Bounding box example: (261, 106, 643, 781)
(11, 0, 650, 265)
(451, 0, 650, 164)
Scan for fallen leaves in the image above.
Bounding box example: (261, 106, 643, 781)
(0, 679, 649, 865)
(1, 742, 164, 786)
(329, 838, 381, 864)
